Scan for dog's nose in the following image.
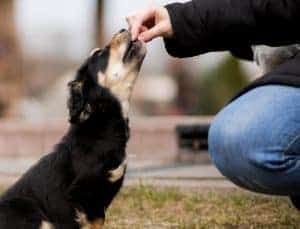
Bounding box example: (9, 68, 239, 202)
(119, 29, 127, 33)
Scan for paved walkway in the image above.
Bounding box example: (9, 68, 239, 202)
(126, 163, 235, 188)
(0, 157, 236, 189)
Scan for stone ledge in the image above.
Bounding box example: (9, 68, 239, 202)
(0, 116, 212, 161)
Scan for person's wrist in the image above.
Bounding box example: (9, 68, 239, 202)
(161, 7, 174, 38)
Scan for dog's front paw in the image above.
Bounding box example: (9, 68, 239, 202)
(107, 160, 127, 183)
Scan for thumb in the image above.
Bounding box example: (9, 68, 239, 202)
(138, 24, 163, 42)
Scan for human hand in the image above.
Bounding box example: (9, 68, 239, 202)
(126, 6, 173, 42)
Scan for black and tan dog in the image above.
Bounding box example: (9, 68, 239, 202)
(0, 29, 146, 229)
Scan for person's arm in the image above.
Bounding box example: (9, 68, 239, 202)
(164, 0, 300, 57)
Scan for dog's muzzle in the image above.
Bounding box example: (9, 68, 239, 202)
(114, 29, 147, 63)
(123, 39, 146, 63)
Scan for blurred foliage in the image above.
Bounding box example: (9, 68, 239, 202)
(197, 56, 249, 115)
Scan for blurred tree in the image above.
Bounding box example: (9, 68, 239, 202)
(168, 59, 198, 115)
(0, 0, 23, 117)
(197, 56, 249, 115)
(96, 0, 104, 46)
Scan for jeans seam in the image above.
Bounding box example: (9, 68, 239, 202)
(284, 134, 300, 154)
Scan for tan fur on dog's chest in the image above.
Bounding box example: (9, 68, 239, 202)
(76, 211, 104, 229)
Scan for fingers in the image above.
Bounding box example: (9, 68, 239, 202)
(127, 6, 173, 42)
(138, 20, 173, 42)
(138, 24, 163, 42)
(139, 25, 148, 33)
(126, 8, 156, 41)
(126, 16, 140, 41)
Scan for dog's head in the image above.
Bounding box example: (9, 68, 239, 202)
(68, 29, 146, 124)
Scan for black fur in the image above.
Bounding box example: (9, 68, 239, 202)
(0, 47, 129, 228)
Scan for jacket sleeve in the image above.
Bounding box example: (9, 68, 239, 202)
(164, 0, 300, 58)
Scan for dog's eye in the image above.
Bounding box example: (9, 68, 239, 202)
(98, 46, 110, 56)
(89, 48, 102, 57)
(97, 50, 104, 56)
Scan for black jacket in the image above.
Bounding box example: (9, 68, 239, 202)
(164, 0, 300, 96)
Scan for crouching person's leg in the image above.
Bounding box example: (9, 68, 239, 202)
(208, 85, 300, 198)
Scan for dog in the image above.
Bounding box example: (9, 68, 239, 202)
(0, 29, 146, 229)
(253, 44, 300, 73)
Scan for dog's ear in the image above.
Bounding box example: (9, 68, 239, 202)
(67, 80, 92, 124)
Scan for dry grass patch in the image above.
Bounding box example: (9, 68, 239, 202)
(106, 185, 300, 228)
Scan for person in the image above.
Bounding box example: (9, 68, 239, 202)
(126, 0, 300, 209)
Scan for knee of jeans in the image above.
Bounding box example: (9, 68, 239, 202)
(209, 111, 300, 173)
(208, 112, 245, 175)
(247, 135, 300, 172)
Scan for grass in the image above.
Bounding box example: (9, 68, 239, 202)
(105, 184, 300, 228)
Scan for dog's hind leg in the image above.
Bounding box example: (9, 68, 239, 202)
(0, 198, 51, 229)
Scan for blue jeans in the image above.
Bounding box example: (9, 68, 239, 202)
(209, 85, 300, 196)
